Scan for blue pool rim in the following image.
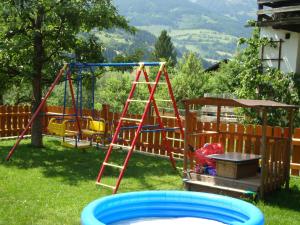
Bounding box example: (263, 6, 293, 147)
(81, 191, 264, 225)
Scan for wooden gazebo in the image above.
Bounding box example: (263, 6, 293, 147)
(183, 97, 299, 198)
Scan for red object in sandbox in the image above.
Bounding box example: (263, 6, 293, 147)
(194, 143, 224, 167)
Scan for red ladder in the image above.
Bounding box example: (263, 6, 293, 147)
(96, 62, 184, 194)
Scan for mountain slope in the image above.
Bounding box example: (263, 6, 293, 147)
(114, 0, 256, 61)
(115, 0, 256, 35)
(95, 29, 157, 61)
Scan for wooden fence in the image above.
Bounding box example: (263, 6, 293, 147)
(0, 104, 299, 176)
(0, 105, 31, 137)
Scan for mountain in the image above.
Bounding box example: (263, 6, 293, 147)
(113, 0, 257, 62)
(115, 0, 255, 36)
(94, 29, 157, 61)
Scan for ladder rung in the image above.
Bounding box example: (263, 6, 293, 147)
(96, 182, 115, 190)
(111, 143, 132, 149)
(120, 117, 142, 122)
(133, 82, 167, 85)
(173, 147, 185, 151)
(155, 99, 172, 102)
(172, 152, 184, 156)
(127, 99, 150, 103)
(166, 137, 184, 142)
(158, 115, 177, 119)
(103, 162, 124, 169)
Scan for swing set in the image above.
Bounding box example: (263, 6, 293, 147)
(45, 62, 105, 148)
(6, 62, 184, 194)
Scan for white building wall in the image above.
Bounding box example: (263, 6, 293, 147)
(260, 27, 300, 74)
(297, 36, 300, 73)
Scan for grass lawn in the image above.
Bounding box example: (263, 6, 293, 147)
(1, 137, 300, 225)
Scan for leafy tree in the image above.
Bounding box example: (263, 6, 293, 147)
(75, 34, 105, 63)
(0, 0, 131, 147)
(75, 34, 105, 108)
(3, 78, 32, 105)
(153, 30, 177, 67)
(112, 49, 144, 73)
(206, 28, 299, 126)
(171, 52, 208, 105)
(96, 74, 132, 113)
(235, 30, 299, 125)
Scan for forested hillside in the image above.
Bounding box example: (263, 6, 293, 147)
(94, 29, 157, 61)
(112, 0, 256, 62)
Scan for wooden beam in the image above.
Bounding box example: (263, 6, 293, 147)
(216, 106, 221, 133)
(285, 109, 294, 190)
(291, 163, 300, 170)
(257, 5, 300, 15)
(183, 97, 298, 109)
(278, 39, 282, 70)
(260, 109, 267, 198)
(257, 17, 300, 26)
(261, 58, 283, 61)
(183, 98, 241, 107)
(183, 103, 189, 175)
(258, 0, 297, 4)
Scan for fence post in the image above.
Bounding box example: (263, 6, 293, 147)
(41, 99, 48, 133)
(285, 109, 294, 190)
(102, 104, 110, 140)
(292, 128, 300, 176)
(0, 106, 4, 137)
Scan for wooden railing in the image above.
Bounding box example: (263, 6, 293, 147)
(0, 105, 31, 137)
(0, 104, 299, 176)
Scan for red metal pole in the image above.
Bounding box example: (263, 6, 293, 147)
(113, 65, 166, 193)
(6, 64, 68, 161)
(96, 68, 143, 183)
(67, 72, 82, 134)
(163, 67, 184, 138)
(142, 65, 176, 168)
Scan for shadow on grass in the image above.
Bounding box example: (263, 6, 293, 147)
(262, 177, 300, 212)
(0, 138, 180, 187)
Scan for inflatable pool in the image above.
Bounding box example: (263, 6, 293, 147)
(81, 191, 264, 225)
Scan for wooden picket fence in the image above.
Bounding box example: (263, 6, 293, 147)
(0, 105, 31, 137)
(0, 104, 299, 176)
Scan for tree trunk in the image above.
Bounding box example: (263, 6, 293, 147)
(0, 94, 4, 105)
(31, 6, 44, 147)
(31, 74, 43, 147)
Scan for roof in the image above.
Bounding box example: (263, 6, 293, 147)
(183, 97, 299, 109)
(204, 59, 228, 72)
(256, 0, 300, 32)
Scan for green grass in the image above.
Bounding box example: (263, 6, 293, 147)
(0, 137, 182, 225)
(0, 137, 300, 225)
(256, 178, 300, 225)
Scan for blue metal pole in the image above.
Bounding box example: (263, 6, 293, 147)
(76, 71, 79, 116)
(80, 71, 83, 117)
(90, 67, 96, 118)
(62, 70, 68, 120)
(76, 67, 83, 118)
(69, 62, 162, 68)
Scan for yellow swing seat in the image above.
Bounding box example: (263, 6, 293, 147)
(47, 118, 79, 147)
(81, 117, 106, 145)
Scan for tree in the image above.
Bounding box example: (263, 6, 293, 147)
(75, 34, 105, 108)
(96, 74, 133, 113)
(75, 34, 105, 64)
(0, 1, 132, 147)
(235, 29, 299, 125)
(206, 27, 299, 126)
(153, 30, 177, 67)
(112, 49, 144, 73)
(171, 52, 208, 104)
